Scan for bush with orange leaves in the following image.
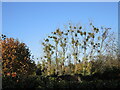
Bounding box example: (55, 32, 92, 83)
(1, 36, 36, 77)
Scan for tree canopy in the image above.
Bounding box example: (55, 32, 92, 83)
(40, 22, 118, 76)
(1, 35, 36, 76)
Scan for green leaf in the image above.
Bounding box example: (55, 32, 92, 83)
(80, 31, 83, 36)
(74, 27, 76, 29)
(45, 39, 49, 42)
(84, 32, 86, 35)
(98, 36, 100, 40)
(75, 33, 77, 37)
(91, 42, 94, 45)
(72, 38, 75, 44)
(79, 26, 82, 29)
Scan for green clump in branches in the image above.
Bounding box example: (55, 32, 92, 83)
(40, 22, 118, 76)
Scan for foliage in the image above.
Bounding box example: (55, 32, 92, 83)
(1, 21, 120, 89)
(41, 22, 117, 76)
(1, 35, 37, 76)
(2, 75, 120, 89)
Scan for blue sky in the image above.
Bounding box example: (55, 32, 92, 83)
(2, 2, 118, 63)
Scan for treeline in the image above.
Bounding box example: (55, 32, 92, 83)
(1, 22, 120, 89)
(37, 22, 119, 76)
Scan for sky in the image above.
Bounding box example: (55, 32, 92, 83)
(2, 2, 118, 63)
